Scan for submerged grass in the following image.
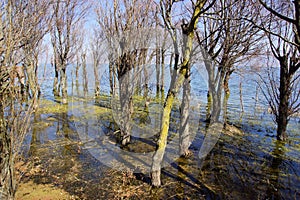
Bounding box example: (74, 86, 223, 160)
(15, 94, 300, 200)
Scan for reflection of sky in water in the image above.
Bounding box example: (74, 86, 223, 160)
(26, 62, 300, 198)
(37, 63, 299, 133)
(37, 63, 300, 126)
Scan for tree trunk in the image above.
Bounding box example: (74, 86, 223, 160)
(119, 73, 133, 146)
(142, 49, 149, 99)
(179, 71, 191, 157)
(75, 55, 80, 83)
(211, 88, 222, 122)
(161, 50, 165, 100)
(151, 50, 179, 186)
(207, 66, 223, 123)
(0, 103, 15, 200)
(202, 49, 223, 123)
(53, 64, 59, 96)
(93, 62, 100, 97)
(82, 55, 88, 96)
(144, 66, 149, 99)
(206, 91, 212, 121)
(26, 63, 40, 100)
(60, 68, 67, 104)
(151, 0, 204, 186)
(276, 62, 290, 141)
(223, 91, 230, 123)
(156, 48, 161, 97)
(109, 61, 114, 95)
(169, 53, 174, 79)
(223, 70, 230, 96)
(222, 70, 232, 122)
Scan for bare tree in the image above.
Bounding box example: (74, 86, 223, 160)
(90, 28, 107, 97)
(50, 0, 88, 104)
(256, 0, 300, 141)
(0, 0, 43, 198)
(81, 51, 88, 96)
(197, 0, 262, 122)
(20, 0, 51, 104)
(96, 0, 156, 145)
(151, 0, 214, 187)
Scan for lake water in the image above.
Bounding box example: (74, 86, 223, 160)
(19, 63, 300, 199)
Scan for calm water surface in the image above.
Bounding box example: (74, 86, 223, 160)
(21, 64, 300, 199)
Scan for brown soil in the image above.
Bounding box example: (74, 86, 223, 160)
(16, 181, 77, 200)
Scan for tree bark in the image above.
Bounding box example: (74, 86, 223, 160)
(206, 91, 212, 121)
(93, 61, 100, 97)
(156, 48, 161, 97)
(223, 71, 230, 96)
(0, 103, 15, 200)
(205, 59, 223, 123)
(151, 0, 205, 186)
(109, 59, 115, 95)
(53, 64, 59, 97)
(119, 73, 133, 146)
(276, 60, 291, 141)
(60, 68, 67, 104)
(179, 71, 191, 157)
(161, 50, 165, 100)
(82, 54, 88, 96)
(75, 56, 80, 83)
(26, 63, 40, 101)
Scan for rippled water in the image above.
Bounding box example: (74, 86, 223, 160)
(20, 64, 300, 199)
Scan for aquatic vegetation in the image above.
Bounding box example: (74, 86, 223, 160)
(15, 88, 300, 199)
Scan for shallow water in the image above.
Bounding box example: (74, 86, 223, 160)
(17, 65, 300, 199)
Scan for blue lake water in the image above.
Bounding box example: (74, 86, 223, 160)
(29, 62, 300, 199)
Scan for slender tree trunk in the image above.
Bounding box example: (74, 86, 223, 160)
(82, 55, 88, 96)
(203, 48, 220, 123)
(151, 0, 205, 187)
(223, 91, 229, 123)
(151, 48, 179, 185)
(53, 64, 59, 96)
(205, 60, 223, 123)
(223, 70, 232, 122)
(109, 61, 114, 95)
(156, 48, 161, 97)
(142, 50, 149, 99)
(206, 91, 212, 121)
(60, 67, 67, 104)
(26, 63, 40, 100)
(223, 71, 230, 96)
(93, 61, 100, 97)
(212, 72, 223, 122)
(0, 103, 15, 200)
(169, 53, 174, 78)
(179, 71, 191, 157)
(144, 66, 149, 99)
(276, 63, 291, 141)
(75, 55, 80, 83)
(134, 65, 140, 95)
(161, 50, 165, 99)
(113, 67, 117, 95)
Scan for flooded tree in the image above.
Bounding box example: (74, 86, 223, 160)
(96, 0, 156, 145)
(0, 0, 41, 198)
(197, 0, 262, 122)
(20, 0, 51, 104)
(90, 29, 105, 97)
(151, 0, 214, 187)
(50, 0, 88, 104)
(81, 52, 88, 96)
(257, 0, 300, 141)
